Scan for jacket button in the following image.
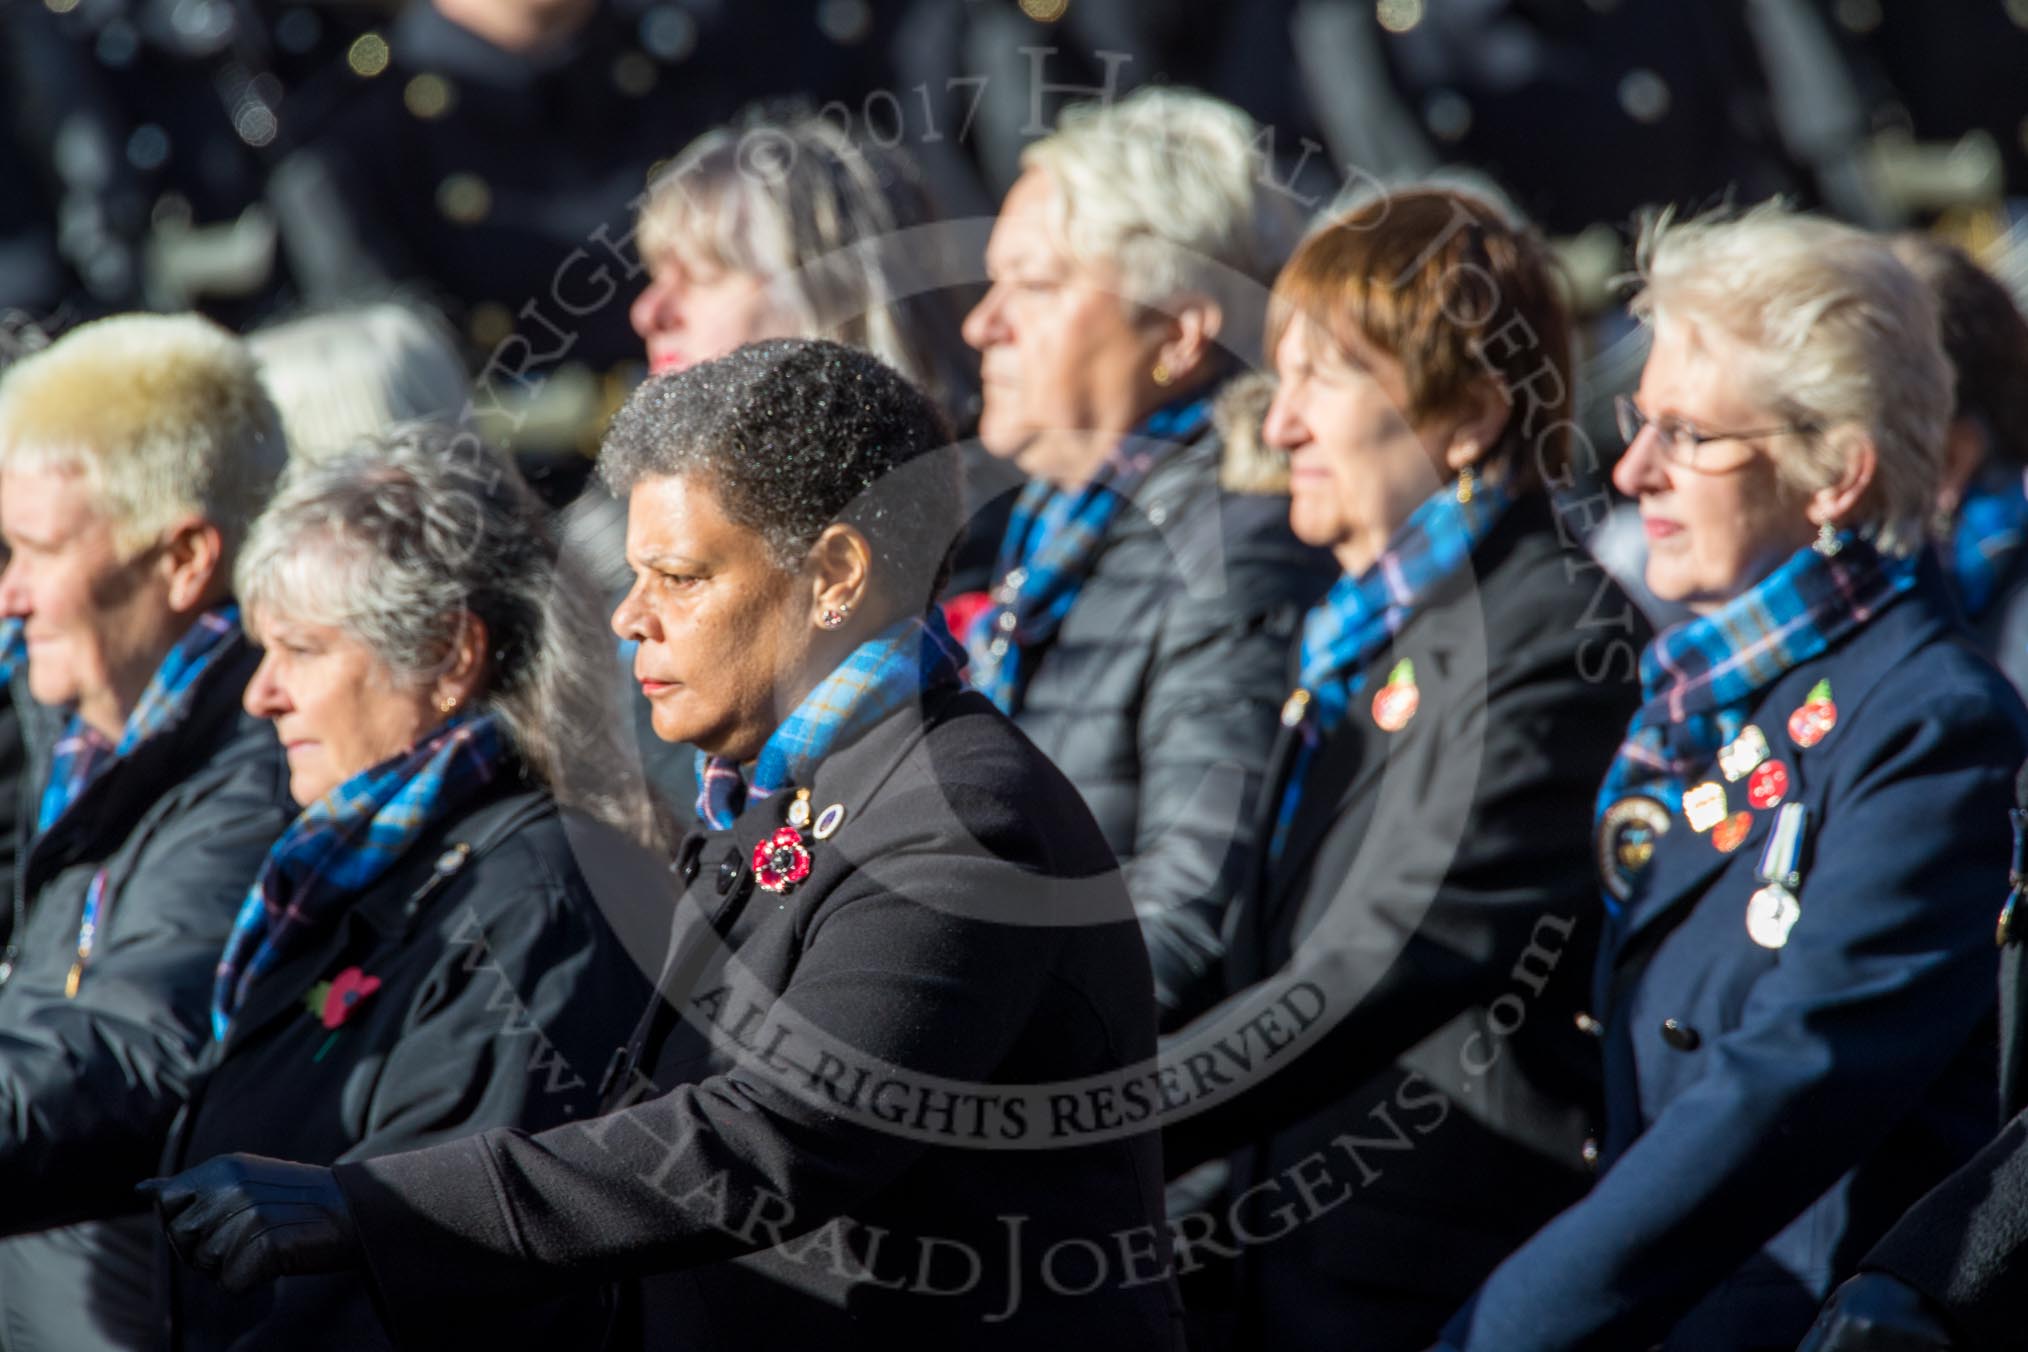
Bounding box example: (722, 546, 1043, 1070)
(1660, 1018, 1701, 1051)
(716, 855, 741, 894)
(679, 853, 700, 883)
(1574, 1011, 1604, 1037)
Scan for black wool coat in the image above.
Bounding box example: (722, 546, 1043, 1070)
(331, 687, 1182, 1352)
(1004, 410, 1337, 1028)
(0, 637, 294, 1352)
(1162, 494, 1649, 1351)
(158, 782, 657, 1351)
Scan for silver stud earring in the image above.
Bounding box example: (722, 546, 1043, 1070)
(819, 606, 850, 630)
(1812, 520, 1843, 558)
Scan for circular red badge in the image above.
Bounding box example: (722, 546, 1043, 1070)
(1711, 811, 1753, 854)
(1746, 760, 1790, 810)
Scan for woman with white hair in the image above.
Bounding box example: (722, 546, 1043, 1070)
(1434, 206, 2028, 1351)
(962, 87, 1335, 1027)
(143, 427, 658, 1351)
(249, 302, 469, 463)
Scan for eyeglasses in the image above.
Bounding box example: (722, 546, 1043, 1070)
(1614, 394, 1816, 472)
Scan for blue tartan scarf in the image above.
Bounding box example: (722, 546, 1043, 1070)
(210, 712, 509, 1039)
(38, 605, 242, 835)
(1594, 532, 1920, 913)
(695, 609, 967, 830)
(1944, 461, 2028, 621)
(0, 618, 23, 687)
(1269, 474, 1516, 859)
(967, 395, 1214, 712)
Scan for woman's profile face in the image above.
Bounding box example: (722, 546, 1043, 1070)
(613, 473, 811, 761)
(242, 616, 440, 807)
(962, 168, 1169, 486)
(629, 247, 794, 376)
(1262, 315, 1466, 576)
(1613, 318, 1816, 613)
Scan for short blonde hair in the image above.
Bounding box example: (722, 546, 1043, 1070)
(1022, 87, 1299, 338)
(1632, 203, 1949, 554)
(0, 312, 286, 553)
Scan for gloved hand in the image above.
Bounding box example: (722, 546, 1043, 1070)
(140, 1153, 361, 1294)
(1797, 1272, 1959, 1351)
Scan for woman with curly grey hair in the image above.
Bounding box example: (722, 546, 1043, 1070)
(151, 340, 1175, 1351)
(142, 427, 657, 1352)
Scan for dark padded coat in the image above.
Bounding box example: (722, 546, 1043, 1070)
(330, 686, 1182, 1352)
(0, 636, 293, 1352)
(1004, 398, 1335, 1028)
(159, 784, 655, 1352)
(1161, 494, 1647, 1350)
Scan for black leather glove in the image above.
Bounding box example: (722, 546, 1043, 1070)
(140, 1153, 361, 1294)
(1797, 1272, 1960, 1351)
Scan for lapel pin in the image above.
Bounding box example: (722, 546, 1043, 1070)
(1280, 688, 1311, 729)
(814, 804, 846, 840)
(786, 789, 812, 829)
(1683, 781, 1728, 834)
(753, 827, 812, 895)
(1719, 726, 1769, 782)
(1712, 811, 1752, 854)
(1746, 760, 1790, 811)
(1787, 679, 1837, 748)
(1371, 659, 1419, 733)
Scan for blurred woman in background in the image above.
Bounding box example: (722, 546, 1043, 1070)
(962, 86, 1334, 1027)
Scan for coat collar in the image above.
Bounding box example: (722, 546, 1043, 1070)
(24, 636, 265, 892)
(1606, 574, 1955, 956)
(217, 784, 550, 1056)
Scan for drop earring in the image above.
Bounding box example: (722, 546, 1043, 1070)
(1812, 520, 1843, 557)
(1455, 464, 1479, 506)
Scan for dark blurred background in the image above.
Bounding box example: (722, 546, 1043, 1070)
(4, 0, 2025, 497)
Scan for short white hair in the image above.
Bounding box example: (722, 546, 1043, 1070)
(251, 302, 469, 463)
(1022, 87, 1299, 325)
(0, 311, 286, 553)
(1632, 202, 1949, 554)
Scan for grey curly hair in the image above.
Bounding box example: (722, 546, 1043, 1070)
(236, 425, 662, 846)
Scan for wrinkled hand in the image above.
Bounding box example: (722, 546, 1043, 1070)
(139, 1153, 361, 1295)
(1797, 1272, 1959, 1351)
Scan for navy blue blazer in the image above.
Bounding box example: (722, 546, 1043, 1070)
(1443, 572, 2028, 1352)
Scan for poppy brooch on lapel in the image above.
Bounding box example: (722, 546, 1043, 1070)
(753, 828, 813, 894)
(303, 966, 382, 1062)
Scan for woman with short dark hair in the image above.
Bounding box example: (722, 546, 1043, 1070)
(150, 340, 1178, 1351)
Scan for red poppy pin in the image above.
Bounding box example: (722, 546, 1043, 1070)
(753, 827, 813, 894)
(320, 966, 382, 1030)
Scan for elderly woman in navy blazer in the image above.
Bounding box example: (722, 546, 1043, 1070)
(1437, 205, 2028, 1351)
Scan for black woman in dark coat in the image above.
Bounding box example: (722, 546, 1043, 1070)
(1156, 187, 1647, 1351)
(144, 427, 663, 1351)
(151, 340, 1180, 1351)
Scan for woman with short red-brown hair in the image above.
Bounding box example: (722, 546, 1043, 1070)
(1160, 186, 1647, 1350)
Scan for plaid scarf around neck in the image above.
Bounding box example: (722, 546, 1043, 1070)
(210, 712, 508, 1039)
(0, 618, 24, 688)
(1594, 532, 1921, 914)
(695, 608, 967, 830)
(1944, 460, 2028, 622)
(1269, 473, 1516, 859)
(966, 394, 1214, 713)
(38, 605, 242, 835)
